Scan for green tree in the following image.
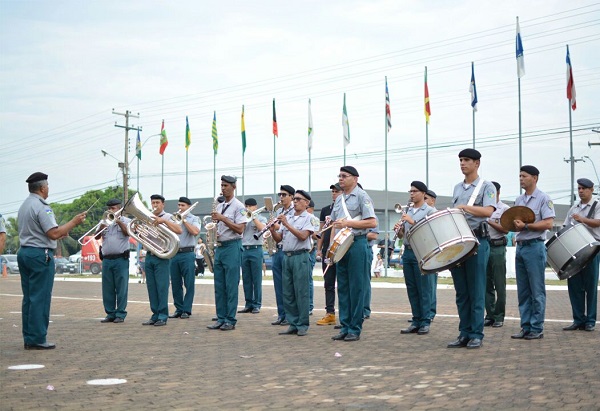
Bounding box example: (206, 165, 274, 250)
(4, 217, 19, 254)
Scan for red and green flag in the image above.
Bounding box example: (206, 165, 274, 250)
(241, 105, 247, 153)
(424, 67, 431, 123)
(185, 116, 191, 150)
(272, 98, 278, 137)
(159, 120, 168, 155)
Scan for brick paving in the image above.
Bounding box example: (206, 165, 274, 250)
(1, 275, 599, 410)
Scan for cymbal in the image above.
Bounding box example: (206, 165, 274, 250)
(500, 206, 535, 232)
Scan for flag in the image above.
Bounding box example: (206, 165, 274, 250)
(272, 99, 278, 137)
(424, 68, 431, 123)
(135, 129, 142, 160)
(385, 79, 392, 132)
(308, 99, 314, 151)
(566, 45, 576, 110)
(516, 17, 525, 78)
(470, 62, 478, 112)
(342, 93, 350, 148)
(241, 105, 247, 154)
(212, 111, 218, 154)
(159, 120, 168, 155)
(185, 116, 191, 151)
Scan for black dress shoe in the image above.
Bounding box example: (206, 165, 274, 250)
(492, 321, 503, 328)
(212, 316, 218, 321)
(334, 324, 342, 329)
(332, 332, 348, 341)
(401, 325, 419, 334)
(220, 323, 235, 331)
(563, 323, 585, 331)
(271, 318, 283, 325)
(447, 336, 470, 348)
(417, 325, 430, 335)
(511, 329, 530, 339)
(278, 328, 298, 335)
(100, 317, 115, 323)
(297, 329, 307, 336)
(237, 307, 252, 313)
(344, 333, 360, 342)
(142, 319, 157, 325)
(169, 312, 182, 319)
(467, 338, 483, 349)
(280, 319, 290, 326)
(113, 317, 124, 323)
(154, 320, 167, 326)
(584, 324, 595, 331)
(207, 321, 223, 329)
(180, 312, 190, 319)
(24, 342, 56, 350)
(524, 332, 543, 340)
(484, 319, 495, 327)
(252, 308, 260, 314)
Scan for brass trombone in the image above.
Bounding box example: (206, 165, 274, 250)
(172, 202, 199, 224)
(77, 208, 123, 246)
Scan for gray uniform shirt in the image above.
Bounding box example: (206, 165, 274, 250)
(452, 177, 497, 230)
(101, 216, 132, 255)
(564, 197, 600, 241)
(179, 214, 201, 247)
(242, 215, 267, 246)
(278, 210, 317, 252)
(403, 203, 436, 247)
(18, 193, 58, 248)
(514, 188, 555, 241)
(487, 201, 510, 240)
(216, 197, 246, 241)
(330, 185, 377, 236)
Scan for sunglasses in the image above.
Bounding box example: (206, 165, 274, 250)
(278, 193, 289, 197)
(292, 197, 308, 202)
(337, 174, 352, 179)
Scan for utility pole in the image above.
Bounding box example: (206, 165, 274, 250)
(564, 156, 585, 206)
(590, 128, 600, 147)
(113, 109, 140, 204)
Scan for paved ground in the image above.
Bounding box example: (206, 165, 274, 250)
(1, 275, 598, 411)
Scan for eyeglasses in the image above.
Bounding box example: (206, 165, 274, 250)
(337, 174, 352, 179)
(292, 197, 307, 202)
(278, 193, 288, 197)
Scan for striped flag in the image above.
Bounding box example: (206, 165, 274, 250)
(470, 62, 478, 112)
(516, 17, 525, 78)
(185, 116, 191, 150)
(272, 99, 278, 137)
(342, 93, 350, 148)
(566, 45, 576, 110)
(212, 111, 218, 154)
(241, 105, 247, 154)
(159, 120, 168, 155)
(136, 129, 142, 160)
(308, 99, 314, 151)
(385, 79, 392, 132)
(424, 67, 431, 123)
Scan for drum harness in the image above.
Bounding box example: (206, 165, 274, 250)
(466, 178, 489, 239)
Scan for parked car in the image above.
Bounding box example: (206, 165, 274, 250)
(263, 251, 273, 270)
(0, 254, 19, 274)
(55, 257, 79, 274)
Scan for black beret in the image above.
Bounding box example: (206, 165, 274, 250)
(221, 175, 237, 184)
(577, 178, 594, 189)
(520, 165, 539, 176)
(295, 189, 311, 201)
(492, 181, 501, 191)
(280, 185, 295, 195)
(340, 165, 359, 176)
(425, 189, 437, 199)
(245, 197, 257, 206)
(150, 194, 165, 202)
(329, 183, 342, 191)
(308, 200, 315, 208)
(178, 196, 192, 205)
(26, 172, 48, 183)
(411, 180, 427, 193)
(458, 148, 481, 160)
(106, 198, 122, 207)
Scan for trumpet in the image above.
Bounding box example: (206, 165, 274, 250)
(392, 202, 413, 242)
(240, 205, 267, 222)
(172, 202, 199, 224)
(77, 208, 123, 246)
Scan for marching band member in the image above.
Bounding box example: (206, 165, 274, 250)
(270, 189, 318, 336)
(511, 165, 555, 340)
(239, 198, 267, 314)
(396, 181, 436, 335)
(562, 178, 599, 332)
(98, 198, 131, 324)
(169, 196, 201, 320)
(206, 176, 246, 331)
(330, 166, 377, 342)
(448, 149, 496, 349)
(143, 194, 182, 327)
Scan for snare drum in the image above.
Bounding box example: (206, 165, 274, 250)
(406, 208, 479, 274)
(326, 227, 354, 264)
(546, 223, 600, 280)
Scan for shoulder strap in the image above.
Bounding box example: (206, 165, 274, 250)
(587, 200, 598, 219)
(467, 178, 485, 207)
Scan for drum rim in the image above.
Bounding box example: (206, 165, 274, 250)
(407, 208, 466, 239)
(550, 242, 600, 280)
(419, 238, 479, 274)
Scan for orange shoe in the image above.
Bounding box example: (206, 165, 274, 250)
(316, 313, 336, 326)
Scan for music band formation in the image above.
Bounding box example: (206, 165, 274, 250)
(13, 149, 600, 350)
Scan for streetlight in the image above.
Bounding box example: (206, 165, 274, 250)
(101, 149, 127, 203)
(582, 156, 600, 189)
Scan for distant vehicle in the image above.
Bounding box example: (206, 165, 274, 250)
(263, 251, 273, 270)
(77, 236, 138, 275)
(69, 251, 81, 263)
(1, 254, 19, 274)
(55, 257, 79, 274)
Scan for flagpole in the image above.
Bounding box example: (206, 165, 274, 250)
(425, 66, 429, 186)
(472, 111, 476, 149)
(186, 151, 189, 197)
(213, 153, 216, 199)
(241, 105, 246, 202)
(516, 16, 524, 193)
(384, 77, 389, 278)
(308, 98, 312, 195)
(273, 98, 277, 195)
(161, 155, 164, 196)
(567, 44, 575, 206)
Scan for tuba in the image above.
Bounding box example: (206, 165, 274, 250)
(201, 194, 224, 273)
(124, 193, 180, 259)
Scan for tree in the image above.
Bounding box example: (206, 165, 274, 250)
(4, 217, 19, 254)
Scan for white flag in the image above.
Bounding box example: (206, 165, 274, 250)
(342, 93, 350, 148)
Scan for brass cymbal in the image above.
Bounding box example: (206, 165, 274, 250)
(500, 206, 535, 232)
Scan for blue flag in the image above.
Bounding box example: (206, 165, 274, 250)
(516, 17, 525, 78)
(470, 62, 478, 112)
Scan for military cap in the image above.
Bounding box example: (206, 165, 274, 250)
(308, 200, 315, 208)
(411, 181, 428, 193)
(178, 196, 192, 205)
(245, 197, 258, 206)
(221, 175, 237, 184)
(330, 183, 342, 191)
(106, 198, 122, 207)
(458, 148, 481, 160)
(340, 165, 359, 176)
(520, 165, 539, 176)
(150, 194, 165, 202)
(280, 185, 295, 195)
(26, 172, 48, 183)
(425, 189, 437, 199)
(295, 189, 311, 201)
(577, 178, 594, 189)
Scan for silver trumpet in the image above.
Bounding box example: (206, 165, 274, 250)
(124, 193, 180, 260)
(392, 202, 413, 242)
(172, 202, 199, 224)
(77, 208, 123, 246)
(240, 205, 267, 222)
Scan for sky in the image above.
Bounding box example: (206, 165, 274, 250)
(1, 0, 599, 218)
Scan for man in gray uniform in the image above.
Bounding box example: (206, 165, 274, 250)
(98, 198, 131, 324)
(169, 196, 201, 319)
(17, 172, 86, 349)
(239, 198, 267, 314)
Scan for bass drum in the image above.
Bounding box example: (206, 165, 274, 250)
(326, 227, 354, 264)
(406, 208, 479, 274)
(546, 223, 600, 280)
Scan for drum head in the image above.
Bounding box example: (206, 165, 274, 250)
(420, 239, 479, 274)
(546, 224, 600, 280)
